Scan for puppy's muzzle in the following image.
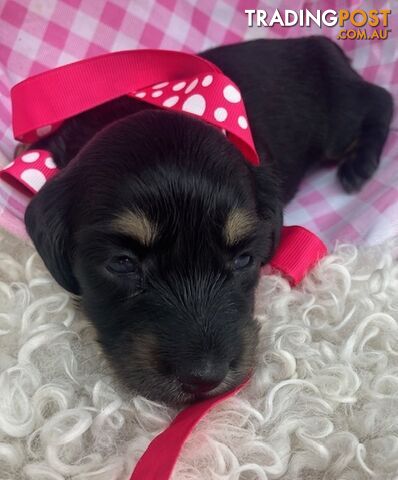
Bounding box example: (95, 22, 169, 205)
(175, 358, 229, 394)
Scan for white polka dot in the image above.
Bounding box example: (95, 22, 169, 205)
(45, 157, 57, 169)
(185, 78, 198, 94)
(20, 169, 46, 191)
(223, 85, 241, 103)
(238, 115, 248, 129)
(135, 91, 146, 98)
(182, 94, 206, 116)
(172, 81, 186, 91)
(152, 81, 169, 89)
(214, 107, 228, 122)
(202, 75, 213, 87)
(36, 125, 52, 137)
(151, 90, 163, 98)
(162, 96, 179, 107)
(21, 151, 40, 163)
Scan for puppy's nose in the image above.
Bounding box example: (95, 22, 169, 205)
(178, 360, 228, 394)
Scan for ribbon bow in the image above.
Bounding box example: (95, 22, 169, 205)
(11, 49, 259, 165)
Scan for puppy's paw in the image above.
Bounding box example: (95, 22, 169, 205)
(337, 154, 378, 193)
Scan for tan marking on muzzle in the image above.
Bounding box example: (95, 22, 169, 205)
(224, 208, 256, 245)
(133, 333, 158, 369)
(113, 210, 157, 246)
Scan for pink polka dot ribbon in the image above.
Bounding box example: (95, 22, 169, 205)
(11, 49, 259, 165)
(129, 73, 256, 164)
(0, 149, 58, 195)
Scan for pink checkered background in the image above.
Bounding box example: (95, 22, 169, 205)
(0, 0, 397, 246)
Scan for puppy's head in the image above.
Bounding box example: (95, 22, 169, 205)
(25, 110, 282, 404)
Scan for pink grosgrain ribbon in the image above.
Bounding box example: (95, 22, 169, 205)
(11, 49, 259, 165)
(0, 49, 328, 480)
(130, 380, 249, 480)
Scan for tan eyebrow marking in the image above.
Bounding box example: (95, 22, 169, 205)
(112, 210, 157, 246)
(224, 208, 257, 245)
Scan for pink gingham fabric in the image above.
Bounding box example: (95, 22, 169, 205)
(0, 0, 397, 246)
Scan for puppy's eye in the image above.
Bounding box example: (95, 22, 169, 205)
(233, 254, 252, 270)
(107, 256, 136, 274)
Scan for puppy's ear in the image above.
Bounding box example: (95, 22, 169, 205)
(252, 164, 284, 259)
(25, 172, 80, 294)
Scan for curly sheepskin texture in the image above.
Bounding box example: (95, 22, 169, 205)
(0, 228, 398, 480)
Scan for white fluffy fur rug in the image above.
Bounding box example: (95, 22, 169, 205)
(0, 228, 398, 480)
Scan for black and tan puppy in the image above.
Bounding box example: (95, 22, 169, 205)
(24, 37, 393, 404)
